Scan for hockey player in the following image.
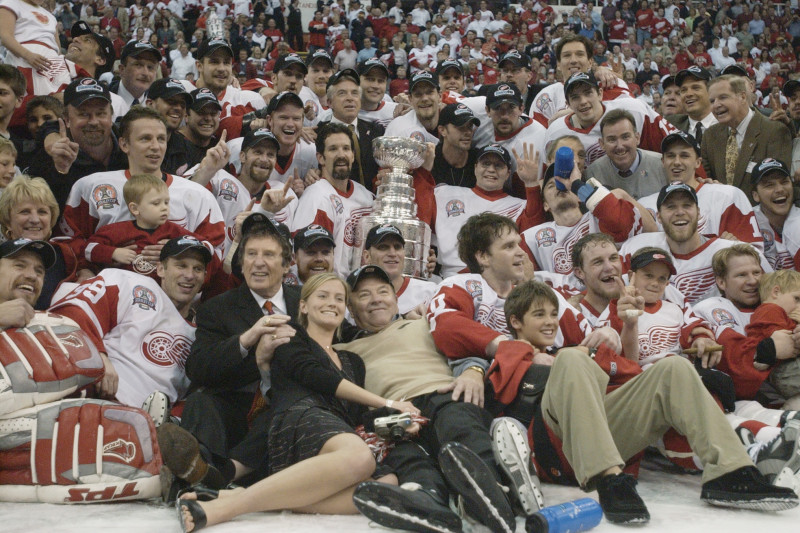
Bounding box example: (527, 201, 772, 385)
(637, 131, 762, 248)
(300, 50, 334, 127)
(290, 123, 374, 277)
(544, 71, 673, 166)
(50, 236, 211, 408)
(385, 71, 441, 144)
(491, 279, 798, 523)
(530, 35, 631, 126)
(748, 159, 799, 270)
(360, 224, 436, 315)
(357, 58, 400, 127)
(283, 224, 335, 286)
(420, 143, 545, 278)
(521, 160, 645, 276)
(59, 107, 226, 264)
(619, 183, 772, 305)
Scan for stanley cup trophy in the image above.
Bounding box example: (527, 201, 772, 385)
(351, 137, 432, 279)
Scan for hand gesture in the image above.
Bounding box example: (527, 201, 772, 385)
(692, 337, 721, 369)
(300, 126, 318, 144)
(199, 130, 230, 175)
(291, 170, 306, 197)
(303, 167, 322, 186)
(49, 119, 80, 174)
(260, 176, 294, 214)
(512, 142, 541, 188)
(422, 141, 436, 171)
(240, 313, 292, 352)
(616, 275, 644, 324)
(112, 246, 138, 265)
(232, 198, 256, 243)
(0, 298, 35, 329)
(255, 323, 296, 370)
(304, 100, 317, 121)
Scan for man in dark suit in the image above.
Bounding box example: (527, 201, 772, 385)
(664, 66, 718, 143)
(318, 68, 385, 192)
(160, 213, 301, 490)
(701, 75, 793, 201)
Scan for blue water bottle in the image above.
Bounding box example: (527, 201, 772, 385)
(526, 498, 603, 533)
(553, 146, 574, 191)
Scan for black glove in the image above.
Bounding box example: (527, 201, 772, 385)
(695, 361, 737, 413)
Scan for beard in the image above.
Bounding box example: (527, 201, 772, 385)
(331, 157, 353, 181)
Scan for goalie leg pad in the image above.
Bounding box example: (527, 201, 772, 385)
(0, 399, 163, 503)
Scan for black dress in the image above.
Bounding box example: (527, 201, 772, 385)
(268, 323, 368, 474)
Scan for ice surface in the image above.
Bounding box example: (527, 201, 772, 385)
(1, 463, 798, 533)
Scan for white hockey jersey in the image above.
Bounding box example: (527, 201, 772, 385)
(290, 178, 374, 277)
(618, 234, 773, 305)
(359, 99, 399, 128)
(225, 137, 318, 184)
(430, 186, 534, 278)
(755, 204, 798, 271)
(385, 109, 440, 145)
(544, 98, 674, 165)
(639, 182, 762, 249)
(692, 296, 754, 337)
(397, 276, 437, 315)
(60, 170, 226, 252)
(50, 269, 194, 407)
(179, 80, 266, 119)
(784, 208, 800, 270)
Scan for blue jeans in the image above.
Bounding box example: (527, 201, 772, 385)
(637, 28, 651, 46)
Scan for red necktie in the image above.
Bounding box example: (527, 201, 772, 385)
(264, 301, 274, 315)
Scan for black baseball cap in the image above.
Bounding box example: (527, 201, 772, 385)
(564, 71, 599, 100)
(346, 264, 393, 290)
(656, 182, 698, 210)
(436, 59, 464, 77)
(364, 224, 405, 250)
(241, 128, 280, 152)
(486, 83, 523, 109)
(661, 75, 678, 90)
(240, 212, 292, 244)
(499, 50, 531, 69)
(357, 57, 390, 77)
(327, 68, 360, 89)
(661, 130, 700, 156)
(265, 91, 304, 115)
(159, 236, 213, 264)
(147, 78, 192, 107)
(71, 21, 115, 75)
(783, 79, 800, 98)
(0, 238, 56, 270)
(64, 77, 112, 108)
(196, 38, 233, 60)
(306, 49, 334, 68)
(293, 224, 335, 252)
(720, 64, 749, 78)
(630, 248, 676, 276)
(438, 102, 480, 128)
(477, 144, 512, 168)
(275, 53, 308, 74)
(189, 88, 222, 112)
(675, 65, 712, 86)
(121, 39, 162, 62)
(410, 71, 439, 92)
(751, 158, 792, 187)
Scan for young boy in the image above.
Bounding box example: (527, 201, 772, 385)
(0, 65, 25, 139)
(0, 138, 18, 197)
(84, 174, 214, 279)
(490, 279, 798, 522)
(16, 95, 63, 171)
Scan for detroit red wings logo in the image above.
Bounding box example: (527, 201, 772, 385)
(586, 142, 606, 165)
(475, 304, 508, 334)
(142, 331, 192, 368)
(672, 268, 717, 304)
(552, 221, 590, 274)
(638, 326, 680, 362)
(33, 11, 50, 24)
(343, 207, 372, 247)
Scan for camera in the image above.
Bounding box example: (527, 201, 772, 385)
(374, 413, 413, 440)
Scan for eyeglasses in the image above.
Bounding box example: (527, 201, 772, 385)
(477, 159, 507, 171)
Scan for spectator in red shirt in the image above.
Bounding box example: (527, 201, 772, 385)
(308, 11, 328, 53)
(389, 65, 409, 97)
(609, 11, 628, 47)
(636, 0, 655, 45)
(651, 7, 672, 38)
(100, 5, 121, 33)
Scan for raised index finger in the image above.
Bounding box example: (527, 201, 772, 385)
(58, 118, 67, 138)
(282, 176, 293, 196)
(217, 129, 227, 145)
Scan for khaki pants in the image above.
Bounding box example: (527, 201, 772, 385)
(541, 349, 753, 487)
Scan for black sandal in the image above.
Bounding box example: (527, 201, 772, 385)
(176, 498, 207, 533)
(177, 484, 219, 502)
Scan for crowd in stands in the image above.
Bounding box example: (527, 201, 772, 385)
(3, 0, 800, 532)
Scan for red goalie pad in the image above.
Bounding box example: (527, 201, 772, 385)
(0, 312, 104, 415)
(0, 399, 162, 503)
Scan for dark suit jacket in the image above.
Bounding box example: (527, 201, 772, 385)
(319, 118, 386, 192)
(186, 282, 301, 391)
(700, 111, 793, 201)
(665, 113, 690, 133)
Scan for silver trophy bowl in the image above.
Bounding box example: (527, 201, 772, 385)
(351, 137, 432, 278)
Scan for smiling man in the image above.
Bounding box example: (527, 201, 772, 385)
(145, 78, 194, 175)
(701, 75, 792, 200)
(111, 40, 162, 115)
(0, 238, 54, 329)
(50, 236, 211, 408)
(300, 50, 334, 126)
(181, 88, 223, 166)
(357, 57, 399, 128)
(637, 131, 762, 248)
(386, 71, 442, 144)
(663, 66, 717, 144)
(284, 224, 335, 286)
(587, 109, 668, 199)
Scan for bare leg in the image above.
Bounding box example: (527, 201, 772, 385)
(293, 473, 398, 514)
(181, 433, 377, 532)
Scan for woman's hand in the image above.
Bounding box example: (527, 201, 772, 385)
(388, 400, 420, 416)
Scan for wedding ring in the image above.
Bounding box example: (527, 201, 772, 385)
(272, 334, 277, 340)
(264, 317, 271, 326)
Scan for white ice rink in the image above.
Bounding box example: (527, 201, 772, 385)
(1, 460, 798, 533)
